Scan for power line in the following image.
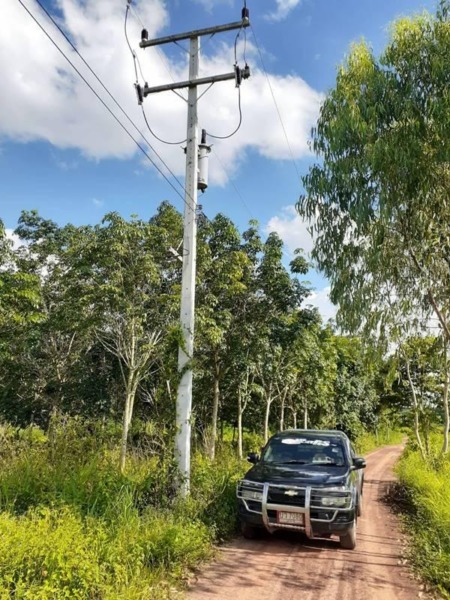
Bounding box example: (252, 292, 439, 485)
(127, 0, 245, 142)
(140, 105, 186, 146)
(206, 25, 245, 140)
(250, 24, 302, 184)
(125, 4, 187, 146)
(128, 2, 188, 102)
(18, 0, 195, 213)
(206, 87, 243, 140)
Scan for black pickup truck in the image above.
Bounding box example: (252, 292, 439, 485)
(237, 429, 366, 549)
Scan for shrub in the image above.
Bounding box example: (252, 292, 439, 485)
(397, 435, 450, 598)
(0, 507, 104, 599)
(0, 418, 247, 598)
(355, 428, 405, 455)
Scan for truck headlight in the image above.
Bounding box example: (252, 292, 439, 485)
(241, 489, 263, 501)
(320, 495, 350, 508)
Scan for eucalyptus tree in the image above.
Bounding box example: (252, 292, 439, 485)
(298, 3, 450, 344)
(397, 336, 445, 457)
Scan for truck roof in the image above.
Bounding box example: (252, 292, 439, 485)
(274, 429, 350, 441)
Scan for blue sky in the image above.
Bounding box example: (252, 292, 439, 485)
(0, 0, 436, 320)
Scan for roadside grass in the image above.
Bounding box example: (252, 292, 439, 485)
(355, 428, 405, 455)
(396, 435, 450, 599)
(0, 419, 246, 599)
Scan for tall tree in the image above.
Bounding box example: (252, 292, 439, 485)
(298, 2, 450, 344)
(195, 214, 249, 459)
(71, 212, 177, 471)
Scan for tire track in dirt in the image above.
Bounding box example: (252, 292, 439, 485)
(186, 445, 426, 600)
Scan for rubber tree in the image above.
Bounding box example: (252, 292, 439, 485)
(195, 213, 249, 460)
(72, 212, 174, 472)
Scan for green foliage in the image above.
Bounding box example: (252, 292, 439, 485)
(397, 435, 450, 597)
(1, 202, 390, 448)
(188, 449, 247, 540)
(354, 428, 404, 455)
(0, 421, 244, 599)
(0, 507, 104, 599)
(298, 3, 450, 344)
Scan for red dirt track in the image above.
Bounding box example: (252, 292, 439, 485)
(187, 445, 428, 600)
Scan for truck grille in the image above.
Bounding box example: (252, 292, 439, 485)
(267, 487, 306, 507)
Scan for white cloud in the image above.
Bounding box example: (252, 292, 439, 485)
(92, 198, 104, 207)
(54, 158, 79, 171)
(5, 229, 21, 250)
(305, 286, 337, 323)
(193, 0, 233, 11)
(0, 0, 322, 186)
(265, 205, 314, 255)
(265, 0, 302, 22)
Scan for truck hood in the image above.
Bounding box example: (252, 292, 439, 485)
(244, 462, 349, 487)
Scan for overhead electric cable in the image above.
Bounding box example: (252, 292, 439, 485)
(206, 29, 245, 140)
(124, 4, 140, 84)
(250, 24, 302, 183)
(18, 0, 195, 212)
(125, 3, 187, 145)
(206, 88, 243, 140)
(128, 1, 188, 101)
(140, 105, 186, 146)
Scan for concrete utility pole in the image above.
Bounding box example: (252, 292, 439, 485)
(138, 9, 250, 497)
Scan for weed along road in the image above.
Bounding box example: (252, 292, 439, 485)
(187, 445, 427, 600)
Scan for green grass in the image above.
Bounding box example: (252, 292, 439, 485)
(396, 435, 450, 599)
(354, 428, 405, 455)
(0, 419, 247, 599)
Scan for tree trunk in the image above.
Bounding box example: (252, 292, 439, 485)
(238, 389, 244, 460)
(303, 400, 308, 429)
(208, 352, 220, 460)
(443, 338, 449, 455)
(237, 368, 251, 460)
(280, 393, 286, 431)
(120, 389, 133, 473)
(293, 411, 297, 429)
(264, 387, 272, 443)
(404, 355, 426, 461)
(408, 249, 450, 343)
(120, 369, 139, 473)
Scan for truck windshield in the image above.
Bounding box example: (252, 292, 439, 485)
(262, 436, 346, 467)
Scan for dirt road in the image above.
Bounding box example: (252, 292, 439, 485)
(187, 445, 425, 600)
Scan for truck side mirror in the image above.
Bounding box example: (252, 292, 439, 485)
(247, 452, 260, 464)
(352, 457, 366, 470)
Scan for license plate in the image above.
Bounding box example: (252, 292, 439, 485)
(277, 511, 304, 525)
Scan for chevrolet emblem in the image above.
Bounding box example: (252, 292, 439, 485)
(284, 490, 298, 497)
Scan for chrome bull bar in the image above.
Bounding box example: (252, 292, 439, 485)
(262, 482, 312, 536)
(238, 479, 355, 539)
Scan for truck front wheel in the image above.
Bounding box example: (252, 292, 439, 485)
(339, 521, 356, 550)
(240, 522, 260, 540)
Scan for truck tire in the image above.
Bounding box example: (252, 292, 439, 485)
(241, 522, 259, 540)
(339, 521, 356, 550)
(357, 495, 363, 518)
